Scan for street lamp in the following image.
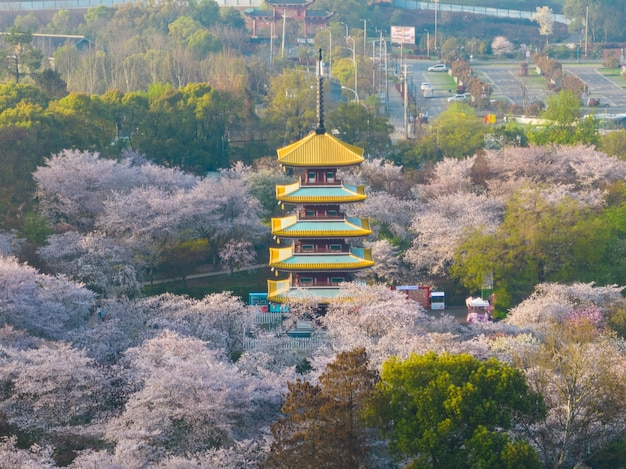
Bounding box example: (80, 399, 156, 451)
(424, 29, 429, 57)
(341, 85, 360, 103)
(345, 36, 358, 104)
(339, 21, 349, 39)
(433, 0, 439, 52)
(322, 28, 332, 77)
(360, 18, 367, 58)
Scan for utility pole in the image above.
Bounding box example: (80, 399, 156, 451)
(346, 36, 358, 104)
(424, 29, 429, 57)
(585, 5, 589, 59)
(434, 0, 439, 53)
(403, 63, 409, 139)
(281, 8, 287, 57)
(360, 19, 367, 58)
(384, 38, 389, 113)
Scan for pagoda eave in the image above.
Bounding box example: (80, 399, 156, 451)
(269, 261, 375, 271)
(277, 195, 367, 204)
(268, 278, 348, 304)
(272, 229, 372, 238)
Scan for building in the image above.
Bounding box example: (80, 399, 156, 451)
(244, 0, 333, 39)
(267, 50, 374, 306)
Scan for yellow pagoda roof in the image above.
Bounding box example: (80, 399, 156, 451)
(269, 246, 373, 271)
(267, 276, 359, 304)
(276, 182, 367, 204)
(271, 215, 371, 238)
(277, 131, 364, 167)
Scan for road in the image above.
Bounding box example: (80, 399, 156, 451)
(385, 59, 626, 142)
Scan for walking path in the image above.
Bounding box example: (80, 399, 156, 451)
(144, 264, 267, 286)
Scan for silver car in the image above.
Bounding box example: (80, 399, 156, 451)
(447, 94, 467, 103)
(428, 63, 448, 72)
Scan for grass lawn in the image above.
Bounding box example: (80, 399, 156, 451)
(144, 266, 272, 301)
(598, 68, 626, 88)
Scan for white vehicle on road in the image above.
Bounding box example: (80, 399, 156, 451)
(420, 82, 432, 90)
(428, 63, 448, 72)
(447, 94, 467, 103)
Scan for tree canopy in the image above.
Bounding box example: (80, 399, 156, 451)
(370, 352, 544, 469)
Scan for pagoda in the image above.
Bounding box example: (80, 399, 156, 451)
(267, 50, 374, 305)
(244, 0, 333, 39)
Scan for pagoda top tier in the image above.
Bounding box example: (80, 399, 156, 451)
(277, 131, 364, 168)
(266, 0, 313, 6)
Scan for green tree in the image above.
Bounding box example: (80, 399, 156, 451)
(369, 352, 544, 469)
(414, 102, 486, 160)
(451, 188, 613, 310)
(192, 0, 221, 28)
(1, 26, 43, 83)
(47, 92, 115, 150)
(0, 82, 50, 112)
(220, 7, 246, 29)
(264, 70, 317, 146)
(264, 348, 380, 469)
(528, 90, 598, 146)
(599, 129, 626, 159)
(327, 101, 393, 157)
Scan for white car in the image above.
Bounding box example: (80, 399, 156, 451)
(447, 94, 467, 103)
(427, 63, 448, 72)
(420, 82, 432, 90)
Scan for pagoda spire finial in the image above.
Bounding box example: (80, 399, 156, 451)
(315, 48, 325, 135)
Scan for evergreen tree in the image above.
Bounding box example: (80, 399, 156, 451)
(264, 348, 380, 468)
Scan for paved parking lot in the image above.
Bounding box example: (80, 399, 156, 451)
(384, 59, 626, 141)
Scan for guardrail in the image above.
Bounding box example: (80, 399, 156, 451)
(392, 0, 569, 24)
(0, 0, 261, 10)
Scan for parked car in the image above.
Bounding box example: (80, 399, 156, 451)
(428, 63, 448, 72)
(420, 82, 432, 90)
(588, 98, 610, 107)
(447, 94, 467, 103)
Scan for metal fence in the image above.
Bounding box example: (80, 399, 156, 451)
(0, 0, 261, 10)
(243, 335, 325, 351)
(392, 0, 569, 24)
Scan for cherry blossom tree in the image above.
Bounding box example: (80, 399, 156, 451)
(0, 341, 111, 435)
(64, 297, 154, 364)
(0, 436, 55, 468)
(0, 255, 94, 340)
(219, 240, 257, 274)
(347, 191, 418, 245)
(34, 149, 196, 232)
(356, 240, 402, 284)
(97, 186, 186, 281)
(348, 158, 413, 198)
(176, 174, 266, 265)
(137, 292, 255, 359)
(323, 283, 433, 368)
(405, 192, 504, 276)
(505, 282, 625, 329)
(0, 231, 23, 256)
(491, 36, 514, 56)
(106, 331, 281, 466)
(514, 318, 626, 468)
(37, 231, 139, 297)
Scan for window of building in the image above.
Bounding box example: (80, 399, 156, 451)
(302, 244, 314, 252)
(331, 277, 345, 284)
(308, 172, 316, 182)
(326, 171, 335, 182)
(330, 244, 342, 251)
(300, 277, 313, 285)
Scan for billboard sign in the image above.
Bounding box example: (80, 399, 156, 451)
(390, 26, 415, 45)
